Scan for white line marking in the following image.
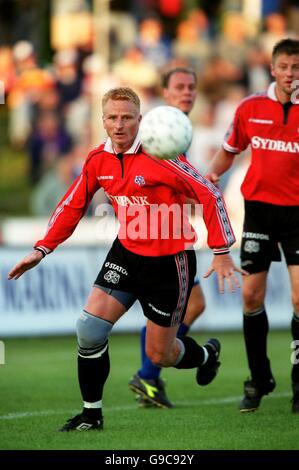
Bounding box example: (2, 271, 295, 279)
(0, 392, 291, 421)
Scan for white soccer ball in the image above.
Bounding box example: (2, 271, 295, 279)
(139, 105, 193, 160)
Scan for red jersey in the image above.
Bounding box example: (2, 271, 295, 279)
(224, 82, 299, 206)
(35, 135, 235, 256)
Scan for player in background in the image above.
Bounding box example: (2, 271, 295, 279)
(128, 68, 207, 408)
(8, 87, 245, 432)
(206, 38, 299, 413)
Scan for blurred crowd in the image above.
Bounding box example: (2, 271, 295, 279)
(0, 1, 299, 224)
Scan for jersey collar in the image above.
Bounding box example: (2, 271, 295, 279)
(267, 82, 278, 101)
(104, 133, 141, 154)
(267, 81, 298, 104)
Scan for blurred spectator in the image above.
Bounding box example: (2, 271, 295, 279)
(159, 0, 182, 18)
(112, 45, 158, 90)
(262, 0, 283, 17)
(8, 40, 54, 147)
(108, 7, 138, 62)
(213, 85, 246, 134)
(282, 0, 299, 35)
(244, 45, 271, 93)
(0, 46, 15, 96)
(172, 16, 211, 70)
(30, 141, 90, 216)
(199, 0, 222, 38)
(198, 54, 243, 105)
(216, 12, 252, 69)
(30, 155, 74, 216)
(53, 47, 82, 111)
(188, 104, 223, 185)
(136, 17, 172, 69)
(28, 110, 72, 184)
(259, 13, 290, 61)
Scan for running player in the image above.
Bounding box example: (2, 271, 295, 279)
(206, 38, 299, 413)
(8, 87, 244, 431)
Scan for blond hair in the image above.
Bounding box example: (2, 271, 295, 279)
(102, 87, 140, 111)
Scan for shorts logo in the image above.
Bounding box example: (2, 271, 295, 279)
(104, 262, 128, 275)
(241, 260, 254, 266)
(134, 175, 145, 186)
(104, 270, 120, 284)
(242, 232, 269, 240)
(148, 303, 170, 317)
(244, 240, 260, 253)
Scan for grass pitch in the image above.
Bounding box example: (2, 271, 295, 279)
(0, 331, 297, 450)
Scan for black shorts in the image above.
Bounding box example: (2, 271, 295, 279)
(241, 200, 299, 274)
(94, 238, 196, 327)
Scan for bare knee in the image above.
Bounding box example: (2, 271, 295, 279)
(292, 294, 299, 313)
(243, 285, 264, 312)
(146, 345, 167, 366)
(187, 297, 205, 317)
(146, 342, 180, 367)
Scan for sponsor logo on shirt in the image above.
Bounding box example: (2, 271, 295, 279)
(248, 118, 273, 124)
(251, 136, 299, 153)
(107, 194, 150, 206)
(97, 175, 114, 180)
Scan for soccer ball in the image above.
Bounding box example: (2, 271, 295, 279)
(139, 105, 193, 160)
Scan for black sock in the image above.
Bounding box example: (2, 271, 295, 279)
(174, 336, 205, 369)
(82, 407, 103, 420)
(243, 308, 271, 382)
(291, 313, 299, 384)
(78, 346, 110, 408)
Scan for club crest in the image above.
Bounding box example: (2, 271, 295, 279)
(134, 175, 145, 186)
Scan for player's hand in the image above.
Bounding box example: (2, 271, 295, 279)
(8, 250, 44, 280)
(204, 253, 248, 293)
(205, 172, 220, 186)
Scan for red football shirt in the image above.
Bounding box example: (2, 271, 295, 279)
(35, 135, 235, 256)
(224, 82, 299, 206)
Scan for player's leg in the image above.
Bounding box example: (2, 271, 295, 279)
(129, 322, 174, 408)
(239, 202, 278, 412)
(131, 281, 206, 408)
(60, 238, 136, 431)
(145, 318, 220, 385)
(140, 249, 220, 394)
(287, 265, 299, 413)
(281, 211, 299, 413)
(60, 287, 130, 431)
(179, 281, 205, 336)
(240, 272, 277, 412)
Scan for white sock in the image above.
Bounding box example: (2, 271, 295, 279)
(83, 400, 102, 409)
(202, 347, 209, 365)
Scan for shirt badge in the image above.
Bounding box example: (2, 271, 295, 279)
(134, 175, 145, 186)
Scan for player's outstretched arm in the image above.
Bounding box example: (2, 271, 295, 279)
(8, 250, 44, 280)
(204, 253, 248, 294)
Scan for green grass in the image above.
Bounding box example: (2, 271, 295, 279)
(0, 331, 297, 450)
